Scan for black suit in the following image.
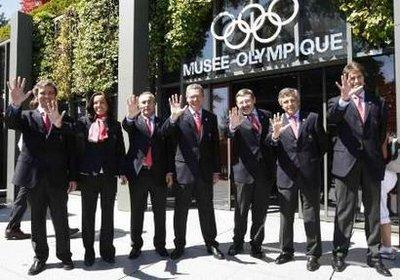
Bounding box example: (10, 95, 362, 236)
(123, 114, 168, 250)
(163, 108, 220, 249)
(5, 105, 76, 263)
(267, 111, 328, 257)
(228, 109, 274, 250)
(76, 116, 125, 259)
(328, 93, 387, 260)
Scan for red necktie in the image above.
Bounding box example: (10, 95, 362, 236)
(289, 115, 298, 139)
(143, 118, 153, 168)
(194, 111, 202, 135)
(43, 113, 51, 133)
(249, 113, 261, 134)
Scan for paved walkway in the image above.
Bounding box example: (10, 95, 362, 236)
(0, 193, 399, 279)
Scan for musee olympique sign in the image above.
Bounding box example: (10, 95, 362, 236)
(183, 0, 344, 78)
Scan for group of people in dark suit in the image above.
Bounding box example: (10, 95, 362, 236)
(4, 61, 392, 277)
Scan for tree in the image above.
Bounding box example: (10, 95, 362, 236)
(334, 0, 394, 48)
(21, 0, 49, 13)
(0, 4, 8, 26)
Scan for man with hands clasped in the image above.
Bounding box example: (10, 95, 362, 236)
(328, 62, 391, 277)
(5, 77, 76, 275)
(162, 84, 224, 260)
(267, 88, 328, 271)
(227, 89, 275, 259)
(123, 92, 170, 259)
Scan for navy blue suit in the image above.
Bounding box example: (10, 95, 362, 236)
(76, 116, 125, 260)
(328, 93, 387, 260)
(267, 111, 328, 257)
(228, 108, 274, 250)
(5, 105, 75, 263)
(123, 115, 169, 250)
(163, 108, 220, 249)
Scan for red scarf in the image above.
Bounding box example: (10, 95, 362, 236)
(88, 114, 109, 143)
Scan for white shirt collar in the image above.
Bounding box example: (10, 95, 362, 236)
(142, 114, 155, 122)
(188, 106, 202, 116)
(37, 106, 45, 114)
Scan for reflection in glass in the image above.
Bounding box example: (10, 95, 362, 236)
(211, 86, 230, 209)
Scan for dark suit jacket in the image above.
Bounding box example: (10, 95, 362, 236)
(122, 115, 168, 185)
(327, 93, 387, 180)
(76, 116, 126, 177)
(5, 105, 76, 189)
(163, 108, 221, 185)
(266, 111, 328, 189)
(228, 108, 275, 184)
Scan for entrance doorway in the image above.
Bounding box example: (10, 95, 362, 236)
(209, 64, 346, 216)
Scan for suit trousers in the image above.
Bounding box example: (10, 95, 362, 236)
(333, 160, 381, 260)
(174, 178, 218, 249)
(28, 176, 71, 262)
(129, 169, 166, 250)
(233, 172, 272, 249)
(278, 182, 322, 257)
(80, 175, 117, 258)
(7, 185, 29, 230)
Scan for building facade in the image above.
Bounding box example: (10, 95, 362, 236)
(156, 0, 396, 215)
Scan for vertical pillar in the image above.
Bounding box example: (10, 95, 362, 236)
(6, 12, 32, 203)
(117, 0, 149, 211)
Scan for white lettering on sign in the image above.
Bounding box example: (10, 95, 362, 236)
(183, 33, 344, 77)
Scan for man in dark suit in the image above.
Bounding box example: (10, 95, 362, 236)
(5, 77, 76, 275)
(163, 84, 224, 260)
(123, 92, 170, 259)
(227, 88, 274, 258)
(267, 88, 328, 271)
(328, 62, 391, 277)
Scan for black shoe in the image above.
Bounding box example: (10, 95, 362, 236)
(275, 253, 294, 264)
(156, 247, 169, 258)
(128, 248, 141, 259)
(367, 258, 392, 277)
(207, 245, 225, 260)
(28, 260, 46, 275)
(227, 244, 243, 256)
(331, 255, 346, 272)
(62, 259, 74, 270)
(170, 247, 184, 260)
(5, 228, 31, 240)
(84, 249, 95, 266)
(250, 247, 264, 259)
(69, 228, 79, 237)
(306, 256, 320, 271)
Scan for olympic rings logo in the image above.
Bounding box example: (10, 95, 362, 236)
(210, 0, 299, 50)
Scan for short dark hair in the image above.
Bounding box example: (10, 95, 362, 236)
(343, 61, 365, 76)
(86, 92, 114, 121)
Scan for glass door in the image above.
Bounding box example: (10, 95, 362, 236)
(210, 85, 231, 209)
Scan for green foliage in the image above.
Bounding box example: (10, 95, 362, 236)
(164, 0, 212, 70)
(32, 12, 56, 82)
(31, 0, 81, 18)
(0, 24, 10, 42)
(72, 0, 119, 96)
(53, 8, 78, 100)
(334, 0, 394, 47)
(149, 0, 212, 84)
(30, 0, 118, 100)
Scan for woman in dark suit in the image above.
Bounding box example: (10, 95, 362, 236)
(76, 92, 126, 266)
